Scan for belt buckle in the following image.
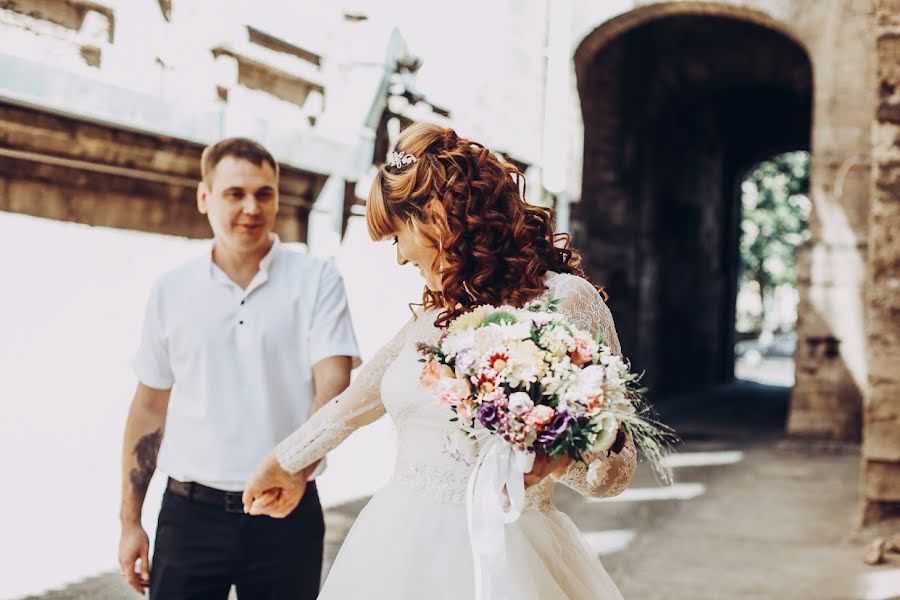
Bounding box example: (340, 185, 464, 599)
(224, 492, 244, 514)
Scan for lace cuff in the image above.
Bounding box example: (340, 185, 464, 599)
(275, 318, 412, 474)
(276, 418, 360, 475)
(553, 435, 637, 498)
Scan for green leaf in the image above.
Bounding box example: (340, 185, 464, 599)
(483, 311, 518, 326)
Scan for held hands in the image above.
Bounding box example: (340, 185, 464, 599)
(242, 451, 309, 518)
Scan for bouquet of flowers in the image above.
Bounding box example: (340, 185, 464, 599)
(417, 298, 673, 600)
(417, 298, 672, 486)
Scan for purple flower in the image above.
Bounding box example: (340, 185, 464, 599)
(535, 411, 572, 446)
(477, 402, 499, 429)
(454, 348, 478, 376)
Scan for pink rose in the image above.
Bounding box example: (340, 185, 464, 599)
(457, 397, 477, 424)
(437, 378, 472, 406)
(571, 338, 596, 366)
(524, 404, 555, 428)
(586, 394, 605, 414)
(420, 360, 454, 390)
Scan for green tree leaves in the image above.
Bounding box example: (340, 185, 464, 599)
(739, 152, 811, 296)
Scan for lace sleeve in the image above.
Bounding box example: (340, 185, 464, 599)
(549, 273, 621, 355)
(275, 318, 411, 474)
(549, 274, 636, 497)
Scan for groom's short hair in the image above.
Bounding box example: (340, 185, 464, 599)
(201, 137, 279, 184)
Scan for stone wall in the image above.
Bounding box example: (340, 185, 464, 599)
(570, 1, 873, 444)
(0, 2, 410, 244)
(863, 0, 900, 524)
(0, 101, 323, 240)
(573, 12, 813, 393)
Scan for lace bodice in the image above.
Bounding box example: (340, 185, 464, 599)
(276, 272, 637, 509)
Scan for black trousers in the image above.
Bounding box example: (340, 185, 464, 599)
(150, 482, 324, 600)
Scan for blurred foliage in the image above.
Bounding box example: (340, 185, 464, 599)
(739, 151, 811, 295)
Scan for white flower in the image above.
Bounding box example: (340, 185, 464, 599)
(495, 321, 532, 341)
(508, 391, 534, 415)
(522, 310, 554, 327)
(540, 356, 576, 396)
(474, 325, 508, 354)
(505, 339, 546, 386)
(536, 323, 575, 358)
(599, 348, 625, 373)
(577, 365, 606, 395)
(586, 459, 611, 487)
(590, 413, 619, 452)
(441, 330, 476, 358)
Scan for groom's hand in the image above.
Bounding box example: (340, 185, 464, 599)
(248, 479, 307, 518)
(243, 452, 309, 518)
(118, 523, 151, 594)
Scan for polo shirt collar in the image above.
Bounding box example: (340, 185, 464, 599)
(259, 234, 281, 273)
(207, 234, 282, 282)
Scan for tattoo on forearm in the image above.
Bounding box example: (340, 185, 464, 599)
(129, 428, 162, 497)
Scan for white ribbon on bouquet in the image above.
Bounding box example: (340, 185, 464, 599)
(465, 435, 535, 600)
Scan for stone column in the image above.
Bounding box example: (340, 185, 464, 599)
(786, 0, 876, 441)
(862, 0, 900, 525)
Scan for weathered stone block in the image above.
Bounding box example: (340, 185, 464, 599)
(876, 0, 900, 29)
(865, 460, 900, 501)
(864, 422, 900, 461)
(877, 34, 900, 85)
(868, 198, 900, 274)
(873, 121, 900, 157)
(868, 379, 900, 410)
(1, 0, 114, 45)
(868, 342, 900, 385)
(877, 34, 900, 123)
(861, 499, 900, 526)
(787, 406, 860, 440)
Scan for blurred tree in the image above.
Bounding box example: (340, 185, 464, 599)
(739, 151, 811, 332)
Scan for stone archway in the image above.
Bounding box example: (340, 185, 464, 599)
(570, 0, 900, 525)
(572, 7, 816, 402)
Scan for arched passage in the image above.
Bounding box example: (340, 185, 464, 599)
(573, 8, 813, 399)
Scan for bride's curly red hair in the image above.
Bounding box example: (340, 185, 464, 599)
(367, 123, 595, 327)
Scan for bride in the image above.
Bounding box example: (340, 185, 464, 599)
(243, 123, 637, 599)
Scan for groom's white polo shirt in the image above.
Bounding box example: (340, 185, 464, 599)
(133, 236, 360, 491)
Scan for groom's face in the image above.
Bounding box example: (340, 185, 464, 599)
(197, 156, 279, 253)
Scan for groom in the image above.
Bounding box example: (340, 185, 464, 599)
(118, 138, 360, 599)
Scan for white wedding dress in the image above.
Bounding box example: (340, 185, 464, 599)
(276, 273, 636, 599)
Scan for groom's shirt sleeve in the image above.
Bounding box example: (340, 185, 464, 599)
(133, 280, 175, 390)
(308, 259, 361, 368)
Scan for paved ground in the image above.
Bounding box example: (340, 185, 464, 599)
(13, 383, 900, 600)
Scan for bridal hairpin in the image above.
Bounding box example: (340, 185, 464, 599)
(387, 150, 418, 169)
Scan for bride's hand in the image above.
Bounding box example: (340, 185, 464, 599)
(524, 452, 572, 488)
(242, 451, 308, 518)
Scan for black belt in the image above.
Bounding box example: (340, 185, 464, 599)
(166, 478, 248, 514)
(167, 477, 317, 514)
